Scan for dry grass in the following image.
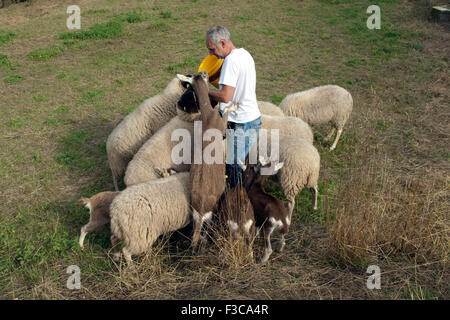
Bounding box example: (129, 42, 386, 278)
(326, 157, 449, 267)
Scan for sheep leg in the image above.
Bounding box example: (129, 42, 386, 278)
(260, 225, 274, 264)
(311, 186, 319, 211)
(287, 198, 295, 223)
(110, 235, 121, 261)
(329, 128, 343, 151)
(324, 127, 336, 142)
(112, 172, 119, 191)
(122, 247, 133, 266)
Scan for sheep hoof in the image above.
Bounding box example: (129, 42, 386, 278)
(112, 252, 121, 262)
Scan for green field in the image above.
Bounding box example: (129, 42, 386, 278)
(0, 0, 448, 299)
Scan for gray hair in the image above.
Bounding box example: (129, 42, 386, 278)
(206, 25, 231, 46)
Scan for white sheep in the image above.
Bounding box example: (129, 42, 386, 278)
(124, 113, 313, 186)
(261, 114, 313, 144)
(250, 134, 320, 220)
(109, 172, 191, 264)
(257, 101, 284, 117)
(106, 77, 186, 190)
(279, 85, 353, 151)
(124, 108, 199, 186)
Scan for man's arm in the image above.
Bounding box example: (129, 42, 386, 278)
(209, 84, 235, 104)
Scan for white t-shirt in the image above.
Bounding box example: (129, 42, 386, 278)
(218, 48, 260, 123)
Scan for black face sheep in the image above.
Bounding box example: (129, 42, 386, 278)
(106, 77, 186, 190)
(279, 85, 353, 151)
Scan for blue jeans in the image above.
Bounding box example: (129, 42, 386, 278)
(225, 117, 262, 188)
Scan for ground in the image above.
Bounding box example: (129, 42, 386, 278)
(0, 0, 448, 299)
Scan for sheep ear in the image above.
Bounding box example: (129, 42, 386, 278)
(237, 160, 247, 171)
(272, 162, 284, 174)
(177, 74, 193, 84)
(258, 156, 269, 166)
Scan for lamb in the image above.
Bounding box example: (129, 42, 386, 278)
(109, 172, 191, 264)
(124, 113, 313, 187)
(257, 101, 284, 117)
(76, 191, 120, 249)
(106, 77, 186, 190)
(250, 134, 320, 220)
(279, 85, 353, 151)
(244, 158, 289, 264)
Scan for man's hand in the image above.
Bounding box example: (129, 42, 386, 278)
(208, 84, 235, 104)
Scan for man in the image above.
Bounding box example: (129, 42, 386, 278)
(206, 25, 261, 188)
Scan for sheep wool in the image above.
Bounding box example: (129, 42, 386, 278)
(124, 113, 314, 187)
(109, 172, 191, 263)
(257, 101, 284, 117)
(279, 85, 353, 150)
(124, 109, 200, 186)
(251, 134, 320, 219)
(106, 77, 186, 190)
(261, 114, 313, 144)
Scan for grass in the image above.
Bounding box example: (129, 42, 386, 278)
(0, 53, 14, 69)
(4, 74, 24, 84)
(58, 20, 124, 40)
(28, 46, 63, 61)
(0, 0, 448, 300)
(0, 29, 15, 46)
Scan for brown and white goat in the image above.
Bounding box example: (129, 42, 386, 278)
(189, 70, 237, 249)
(76, 169, 174, 250)
(76, 191, 120, 248)
(245, 159, 289, 264)
(218, 165, 255, 246)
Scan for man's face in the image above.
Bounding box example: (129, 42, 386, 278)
(206, 37, 226, 59)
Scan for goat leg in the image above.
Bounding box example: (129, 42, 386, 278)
(260, 225, 274, 264)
